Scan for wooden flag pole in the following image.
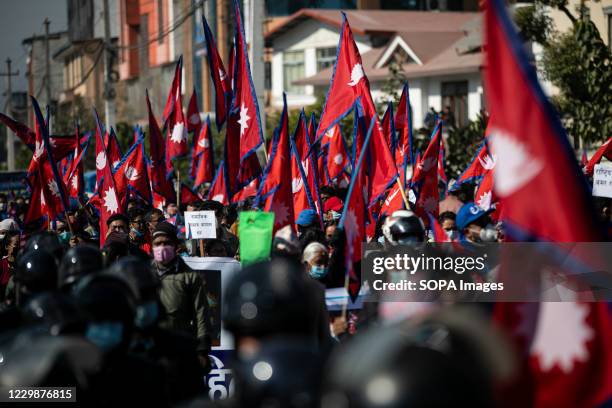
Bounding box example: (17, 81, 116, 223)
(396, 175, 410, 210)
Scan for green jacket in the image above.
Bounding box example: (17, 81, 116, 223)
(152, 257, 210, 352)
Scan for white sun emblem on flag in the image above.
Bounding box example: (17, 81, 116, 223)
(490, 128, 544, 197)
(417, 157, 437, 172)
(96, 151, 107, 170)
(47, 179, 60, 198)
(103, 186, 119, 214)
(125, 166, 139, 181)
(271, 200, 289, 227)
(477, 190, 492, 210)
(333, 154, 344, 165)
(238, 103, 250, 137)
(292, 176, 303, 193)
(170, 122, 187, 144)
(347, 63, 365, 87)
(212, 194, 225, 203)
(526, 302, 593, 373)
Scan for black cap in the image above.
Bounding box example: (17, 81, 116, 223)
(106, 213, 129, 227)
(152, 221, 178, 240)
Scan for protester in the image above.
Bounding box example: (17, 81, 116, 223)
(456, 202, 498, 243)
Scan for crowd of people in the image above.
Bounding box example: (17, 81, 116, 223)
(0, 182, 609, 407)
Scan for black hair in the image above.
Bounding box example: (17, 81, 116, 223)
(438, 211, 456, 223)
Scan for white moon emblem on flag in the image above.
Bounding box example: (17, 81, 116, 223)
(96, 151, 107, 170)
(125, 166, 139, 181)
(112, 160, 121, 170)
(325, 127, 335, 138)
(347, 63, 365, 87)
(48, 179, 60, 198)
(198, 137, 209, 149)
(212, 194, 225, 203)
(478, 154, 497, 170)
(418, 157, 436, 172)
(34, 141, 45, 161)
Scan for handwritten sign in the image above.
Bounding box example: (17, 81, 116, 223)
(184, 211, 217, 239)
(593, 164, 612, 198)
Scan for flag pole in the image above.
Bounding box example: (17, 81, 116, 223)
(396, 174, 410, 209)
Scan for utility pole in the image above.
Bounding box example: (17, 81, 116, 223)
(0, 58, 19, 171)
(102, 0, 115, 130)
(44, 18, 53, 134)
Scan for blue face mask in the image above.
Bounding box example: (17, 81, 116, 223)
(58, 231, 71, 245)
(135, 301, 159, 329)
(309, 265, 328, 279)
(85, 322, 124, 351)
(130, 227, 144, 239)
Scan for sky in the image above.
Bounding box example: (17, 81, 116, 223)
(0, 0, 67, 111)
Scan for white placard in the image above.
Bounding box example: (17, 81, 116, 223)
(184, 210, 217, 239)
(593, 164, 612, 198)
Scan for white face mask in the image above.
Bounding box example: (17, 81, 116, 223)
(479, 225, 498, 242)
(445, 230, 458, 241)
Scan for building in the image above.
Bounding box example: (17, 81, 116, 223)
(265, 9, 483, 129)
(23, 30, 69, 127)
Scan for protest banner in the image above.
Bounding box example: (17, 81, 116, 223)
(184, 210, 217, 239)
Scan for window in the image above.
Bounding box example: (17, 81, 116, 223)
(441, 81, 468, 128)
(316, 47, 336, 72)
(283, 51, 305, 94)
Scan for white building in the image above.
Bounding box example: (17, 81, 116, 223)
(265, 9, 484, 129)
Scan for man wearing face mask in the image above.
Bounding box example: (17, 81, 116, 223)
(128, 207, 151, 254)
(456, 202, 498, 243)
(302, 242, 330, 281)
(439, 211, 458, 241)
(150, 222, 212, 371)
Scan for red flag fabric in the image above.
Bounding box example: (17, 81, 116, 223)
(290, 136, 315, 224)
(256, 94, 294, 232)
(428, 213, 451, 243)
(105, 128, 123, 171)
(186, 88, 202, 134)
(394, 83, 414, 171)
(208, 161, 229, 205)
(584, 137, 612, 176)
(412, 122, 442, 223)
(380, 171, 406, 216)
(180, 184, 202, 206)
(323, 123, 349, 184)
(64, 127, 88, 201)
(381, 101, 396, 155)
(438, 140, 448, 192)
(450, 130, 495, 192)
(232, 177, 259, 204)
(114, 137, 151, 205)
(486, 2, 612, 408)
(192, 116, 214, 185)
(293, 111, 320, 214)
(146, 90, 175, 203)
(315, 14, 397, 203)
(93, 110, 123, 246)
(340, 117, 376, 300)
(231, 0, 264, 163)
(202, 16, 230, 131)
(164, 57, 189, 160)
(27, 98, 70, 223)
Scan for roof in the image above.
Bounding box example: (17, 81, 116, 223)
(270, 9, 484, 84)
(265, 9, 480, 41)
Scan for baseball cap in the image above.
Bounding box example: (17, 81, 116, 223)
(296, 209, 318, 227)
(456, 202, 491, 230)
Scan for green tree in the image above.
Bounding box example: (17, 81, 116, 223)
(515, 1, 612, 147)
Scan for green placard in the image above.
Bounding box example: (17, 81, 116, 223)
(238, 211, 274, 266)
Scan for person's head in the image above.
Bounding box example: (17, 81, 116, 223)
(323, 196, 343, 222)
(58, 245, 104, 292)
(456, 203, 496, 243)
(165, 202, 178, 216)
(319, 186, 336, 202)
(25, 232, 65, 266)
(382, 210, 425, 244)
(0, 218, 19, 239)
(106, 213, 129, 235)
(296, 209, 319, 236)
(439, 211, 457, 240)
(302, 242, 329, 280)
(151, 222, 179, 265)
(4, 230, 20, 260)
(145, 208, 165, 234)
(204, 239, 229, 257)
(14, 249, 58, 306)
(325, 223, 337, 243)
(222, 205, 238, 229)
(128, 207, 146, 239)
(74, 274, 136, 353)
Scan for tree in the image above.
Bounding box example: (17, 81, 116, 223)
(515, 1, 612, 147)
